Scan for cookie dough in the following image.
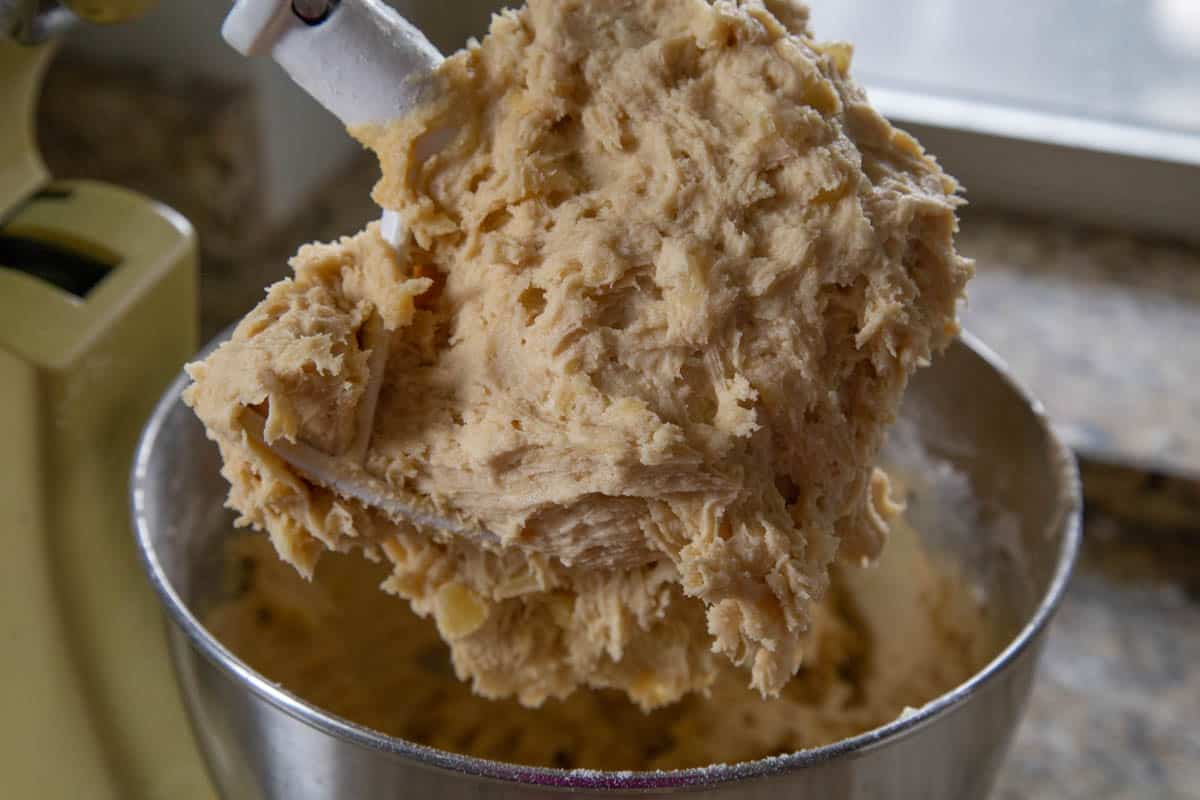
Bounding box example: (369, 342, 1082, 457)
(185, 0, 970, 708)
(207, 499, 994, 770)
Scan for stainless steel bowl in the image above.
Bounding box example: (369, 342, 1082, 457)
(131, 331, 1080, 799)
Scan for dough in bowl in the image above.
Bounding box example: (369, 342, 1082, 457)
(185, 0, 972, 709)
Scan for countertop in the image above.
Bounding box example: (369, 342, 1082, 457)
(35, 52, 1200, 799)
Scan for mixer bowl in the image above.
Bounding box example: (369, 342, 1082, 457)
(131, 330, 1080, 799)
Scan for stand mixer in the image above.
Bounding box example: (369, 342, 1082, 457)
(5, 1, 1083, 797)
(0, 2, 453, 795)
(0, 2, 520, 795)
(0, 1, 210, 796)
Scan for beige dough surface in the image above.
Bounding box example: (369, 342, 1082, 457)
(207, 504, 994, 771)
(185, 0, 971, 708)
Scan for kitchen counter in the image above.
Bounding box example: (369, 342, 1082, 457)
(960, 211, 1200, 482)
(994, 510, 1200, 799)
(36, 52, 1200, 799)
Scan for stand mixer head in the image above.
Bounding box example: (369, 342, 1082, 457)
(1, 7, 209, 798)
(1, 0, 154, 42)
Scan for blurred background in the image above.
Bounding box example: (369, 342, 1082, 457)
(8, 1, 1200, 797)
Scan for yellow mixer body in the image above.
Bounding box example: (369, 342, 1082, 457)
(0, 39, 213, 799)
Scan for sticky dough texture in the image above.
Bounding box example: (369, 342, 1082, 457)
(185, 0, 970, 708)
(206, 506, 995, 771)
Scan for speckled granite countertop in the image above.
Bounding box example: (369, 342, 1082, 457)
(35, 53, 1200, 800)
(960, 212, 1200, 482)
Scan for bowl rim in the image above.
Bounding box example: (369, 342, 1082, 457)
(130, 328, 1082, 791)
